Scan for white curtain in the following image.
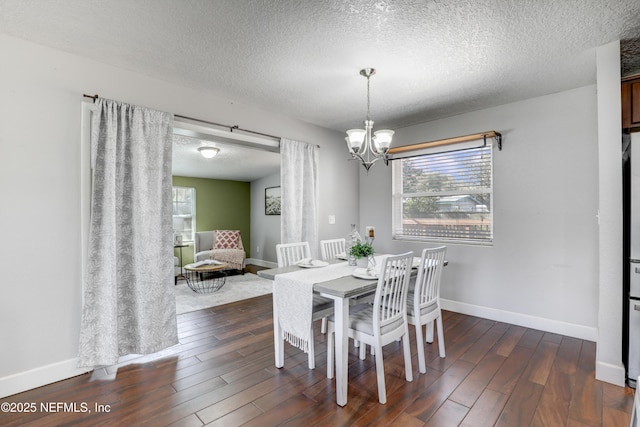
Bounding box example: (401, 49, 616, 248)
(280, 139, 319, 258)
(78, 98, 178, 368)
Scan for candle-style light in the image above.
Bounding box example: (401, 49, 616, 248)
(345, 68, 394, 172)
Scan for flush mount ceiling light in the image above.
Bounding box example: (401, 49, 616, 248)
(197, 146, 220, 159)
(345, 68, 394, 173)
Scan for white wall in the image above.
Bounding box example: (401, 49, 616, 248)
(595, 40, 625, 385)
(0, 33, 359, 397)
(250, 173, 281, 266)
(360, 85, 600, 340)
(248, 137, 363, 266)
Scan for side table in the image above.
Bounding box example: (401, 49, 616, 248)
(183, 261, 229, 293)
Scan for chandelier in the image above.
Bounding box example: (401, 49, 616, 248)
(345, 68, 394, 172)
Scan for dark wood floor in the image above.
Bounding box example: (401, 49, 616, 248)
(1, 269, 635, 426)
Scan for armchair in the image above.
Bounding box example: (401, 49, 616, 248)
(195, 230, 246, 273)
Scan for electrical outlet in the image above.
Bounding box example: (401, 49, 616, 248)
(256, 246, 260, 254)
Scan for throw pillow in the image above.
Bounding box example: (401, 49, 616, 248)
(214, 230, 240, 249)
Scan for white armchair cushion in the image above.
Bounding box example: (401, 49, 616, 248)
(194, 230, 246, 270)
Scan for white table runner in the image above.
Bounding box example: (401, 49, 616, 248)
(274, 261, 355, 352)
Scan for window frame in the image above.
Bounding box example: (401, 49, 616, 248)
(391, 144, 494, 246)
(172, 186, 196, 244)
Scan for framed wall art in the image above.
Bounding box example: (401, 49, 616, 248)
(265, 186, 281, 215)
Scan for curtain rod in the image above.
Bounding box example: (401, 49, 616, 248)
(83, 93, 281, 141)
(387, 130, 503, 154)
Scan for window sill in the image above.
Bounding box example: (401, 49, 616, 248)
(393, 235, 493, 247)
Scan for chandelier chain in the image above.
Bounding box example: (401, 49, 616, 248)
(366, 75, 371, 122)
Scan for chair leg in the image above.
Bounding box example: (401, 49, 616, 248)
(373, 343, 387, 404)
(327, 326, 334, 379)
(402, 332, 413, 382)
(359, 343, 367, 360)
(415, 322, 427, 374)
(436, 315, 446, 358)
(426, 320, 435, 343)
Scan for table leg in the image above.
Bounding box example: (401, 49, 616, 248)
(334, 297, 349, 406)
(273, 297, 284, 368)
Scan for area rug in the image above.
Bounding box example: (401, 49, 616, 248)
(175, 273, 273, 314)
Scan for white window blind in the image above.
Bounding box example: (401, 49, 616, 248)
(392, 145, 493, 244)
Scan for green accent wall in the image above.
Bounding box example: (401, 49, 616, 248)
(173, 176, 251, 265)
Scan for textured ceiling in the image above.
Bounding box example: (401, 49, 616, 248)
(2, 0, 640, 131)
(172, 134, 280, 181)
(1, 0, 639, 179)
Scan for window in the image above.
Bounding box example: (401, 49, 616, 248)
(392, 145, 493, 244)
(172, 186, 195, 243)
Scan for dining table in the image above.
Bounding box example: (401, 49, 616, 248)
(258, 255, 405, 406)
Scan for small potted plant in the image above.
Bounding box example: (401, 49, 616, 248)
(350, 242, 374, 267)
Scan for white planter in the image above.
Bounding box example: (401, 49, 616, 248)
(356, 257, 368, 268)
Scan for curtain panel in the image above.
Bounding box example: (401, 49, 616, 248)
(78, 98, 178, 368)
(280, 139, 319, 258)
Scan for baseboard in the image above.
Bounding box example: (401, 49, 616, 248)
(595, 360, 626, 386)
(246, 258, 277, 269)
(0, 358, 92, 398)
(440, 299, 598, 342)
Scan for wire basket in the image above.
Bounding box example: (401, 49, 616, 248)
(184, 270, 227, 293)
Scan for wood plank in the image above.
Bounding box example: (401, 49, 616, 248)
(206, 403, 264, 427)
(391, 412, 426, 427)
(517, 329, 545, 349)
(460, 323, 508, 365)
(524, 339, 560, 385)
(567, 364, 603, 425)
(347, 367, 443, 426)
(460, 388, 509, 427)
(166, 414, 204, 427)
(495, 380, 544, 427)
(241, 394, 317, 427)
(530, 369, 573, 427)
(602, 381, 635, 415)
(424, 399, 469, 426)
(487, 346, 535, 395)
(553, 336, 582, 375)
(491, 324, 527, 357)
(405, 360, 476, 422)
(449, 352, 506, 407)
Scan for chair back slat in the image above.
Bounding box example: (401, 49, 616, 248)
(320, 238, 346, 261)
(374, 252, 413, 330)
(415, 246, 447, 309)
(276, 242, 311, 267)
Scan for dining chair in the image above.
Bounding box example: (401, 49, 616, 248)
(407, 246, 447, 374)
(275, 241, 332, 368)
(276, 242, 311, 267)
(326, 251, 414, 404)
(320, 238, 346, 261)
